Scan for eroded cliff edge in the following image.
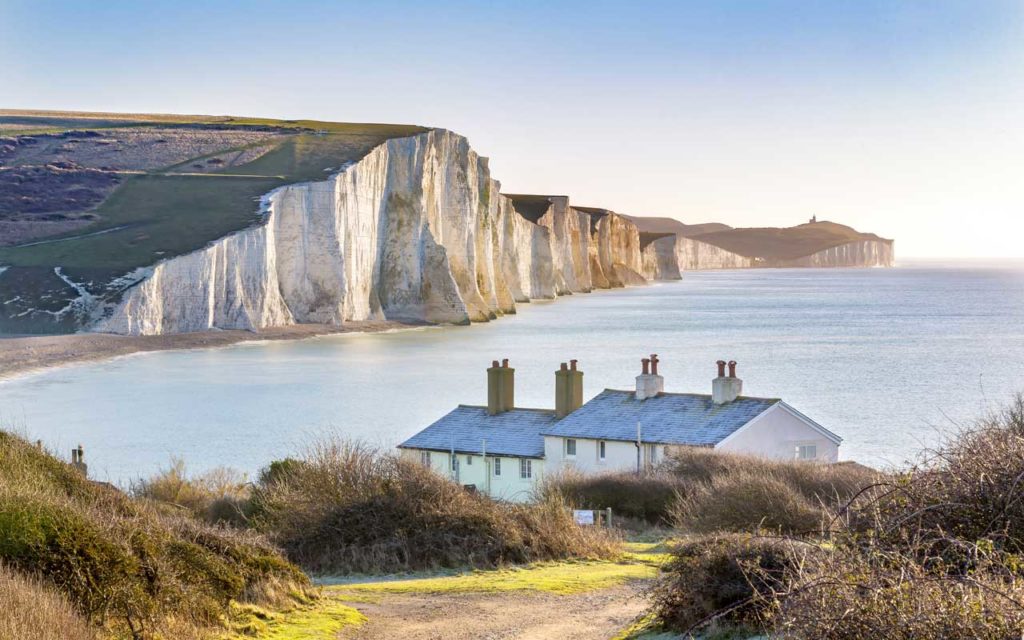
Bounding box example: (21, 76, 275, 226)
(92, 130, 650, 335)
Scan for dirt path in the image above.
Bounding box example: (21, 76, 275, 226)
(338, 582, 649, 640)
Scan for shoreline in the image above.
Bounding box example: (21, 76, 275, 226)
(0, 321, 419, 382)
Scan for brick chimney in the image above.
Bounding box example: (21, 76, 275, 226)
(487, 359, 515, 415)
(70, 444, 87, 477)
(635, 354, 664, 401)
(555, 359, 584, 418)
(712, 360, 743, 404)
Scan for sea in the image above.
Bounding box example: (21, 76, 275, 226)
(2, 259, 1022, 485)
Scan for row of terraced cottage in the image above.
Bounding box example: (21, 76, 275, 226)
(399, 356, 842, 502)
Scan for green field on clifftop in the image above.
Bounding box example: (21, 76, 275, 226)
(0, 110, 426, 333)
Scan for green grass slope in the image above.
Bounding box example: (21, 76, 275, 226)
(0, 110, 427, 333)
(0, 430, 308, 638)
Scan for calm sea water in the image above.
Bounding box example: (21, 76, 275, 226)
(2, 260, 1023, 484)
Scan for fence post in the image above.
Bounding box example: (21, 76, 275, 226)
(605, 507, 613, 528)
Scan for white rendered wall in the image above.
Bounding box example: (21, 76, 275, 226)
(715, 404, 839, 462)
(544, 436, 665, 475)
(399, 448, 540, 502)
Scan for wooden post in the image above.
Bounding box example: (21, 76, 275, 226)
(605, 507, 613, 528)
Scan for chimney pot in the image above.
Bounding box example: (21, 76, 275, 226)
(716, 360, 726, 377)
(728, 360, 737, 377)
(641, 358, 650, 375)
(570, 359, 577, 371)
(560, 362, 568, 371)
(492, 359, 500, 368)
(502, 358, 509, 368)
(650, 354, 659, 375)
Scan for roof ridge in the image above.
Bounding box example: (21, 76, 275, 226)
(601, 388, 781, 402)
(457, 404, 555, 414)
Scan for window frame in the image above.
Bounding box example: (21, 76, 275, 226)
(565, 438, 577, 458)
(493, 457, 501, 476)
(420, 450, 431, 466)
(598, 440, 606, 462)
(519, 458, 532, 479)
(795, 443, 818, 461)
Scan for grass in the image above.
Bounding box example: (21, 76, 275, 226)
(226, 600, 366, 640)
(690, 220, 893, 260)
(247, 439, 619, 575)
(0, 430, 308, 638)
(0, 564, 96, 640)
(0, 110, 427, 333)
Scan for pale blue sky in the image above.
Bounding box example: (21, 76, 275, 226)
(2, 1, 1022, 257)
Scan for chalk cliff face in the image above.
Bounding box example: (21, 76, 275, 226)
(678, 237, 754, 270)
(94, 131, 651, 336)
(641, 235, 683, 281)
(769, 240, 895, 268)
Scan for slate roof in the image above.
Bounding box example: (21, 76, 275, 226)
(541, 389, 780, 446)
(398, 405, 554, 458)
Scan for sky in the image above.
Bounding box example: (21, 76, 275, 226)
(2, 0, 1022, 258)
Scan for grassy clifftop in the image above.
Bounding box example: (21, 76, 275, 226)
(0, 110, 427, 333)
(691, 220, 893, 260)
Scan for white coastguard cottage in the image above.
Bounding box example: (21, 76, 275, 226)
(398, 356, 842, 502)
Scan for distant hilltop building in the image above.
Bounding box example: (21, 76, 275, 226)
(810, 214, 817, 223)
(399, 357, 842, 501)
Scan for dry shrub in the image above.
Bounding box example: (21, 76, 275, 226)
(540, 469, 683, 523)
(133, 458, 250, 526)
(649, 533, 806, 635)
(253, 438, 618, 574)
(668, 447, 877, 506)
(666, 448, 877, 535)
(0, 564, 96, 640)
(765, 549, 1024, 640)
(0, 431, 306, 638)
(672, 471, 827, 535)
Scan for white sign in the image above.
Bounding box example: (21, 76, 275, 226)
(573, 510, 595, 525)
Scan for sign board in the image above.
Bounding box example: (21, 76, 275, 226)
(573, 510, 595, 526)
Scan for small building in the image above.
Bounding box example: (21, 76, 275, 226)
(398, 356, 841, 501)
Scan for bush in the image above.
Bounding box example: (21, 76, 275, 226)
(540, 470, 683, 524)
(767, 548, 1024, 640)
(0, 431, 306, 638)
(251, 438, 618, 574)
(671, 471, 828, 535)
(0, 564, 96, 640)
(649, 534, 805, 635)
(133, 458, 250, 526)
(665, 448, 877, 534)
(656, 393, 1024, 639)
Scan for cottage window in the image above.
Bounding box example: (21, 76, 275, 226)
(451, 455, 459, 472)
(520, 458, 532, 479)
(420, 451, 431, 466)
(598, 441, 606, 461)
(494, 457, 501, 476)
(796, 444, 817, 460)
(565, 438, 577, 458)
(466, 455, 473, 465)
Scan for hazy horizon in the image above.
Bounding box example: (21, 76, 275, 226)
(3, 0, 1022, 258)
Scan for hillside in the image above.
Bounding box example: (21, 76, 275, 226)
(0, 110, 426, 333)
(623, 214, 732, 238)
(690, 220, 893, 261)
(0, 110, 894, 336)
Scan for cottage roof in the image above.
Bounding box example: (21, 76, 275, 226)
(540, 389, 781, 446)
(398, 405, 553, 458)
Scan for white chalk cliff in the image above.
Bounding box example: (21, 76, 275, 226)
(93, 130, 651, 335)
(91, 129, 894, 336)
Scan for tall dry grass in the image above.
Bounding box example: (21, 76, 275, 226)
(0, 431, 306, 639)
(651, 394, 1024, 639)
(0, 564, 95, 640)
(251, 438, 618, 574)
(133, 458, 250, 525)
